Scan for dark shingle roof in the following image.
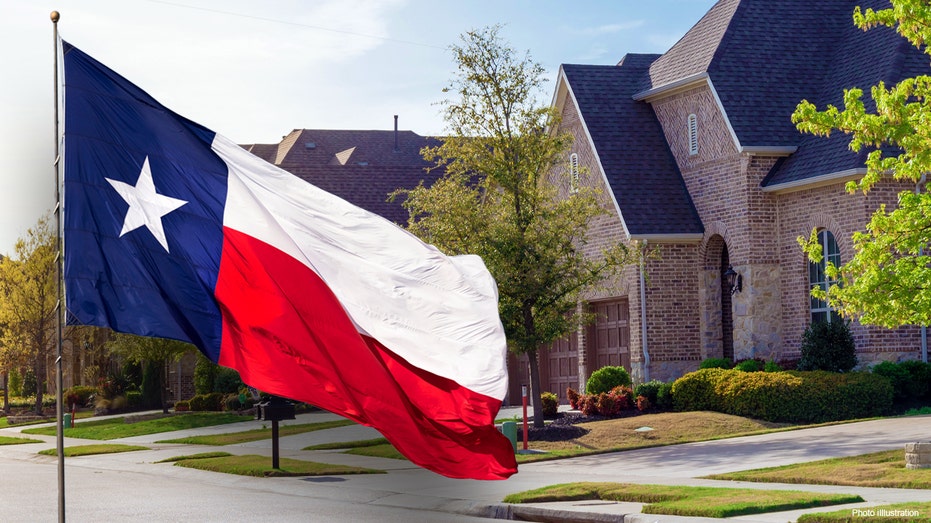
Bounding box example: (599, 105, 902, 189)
(563, 58, 703, 236)
(242, 129, 442, 224)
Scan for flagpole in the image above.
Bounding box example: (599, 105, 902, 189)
(51, 10, 66, 523)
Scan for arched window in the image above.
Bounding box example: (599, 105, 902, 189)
(809, 229, 840, 323)
(687, 114, 698, 156)
(569, 153, 580, 194)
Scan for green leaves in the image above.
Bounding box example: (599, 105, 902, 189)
(792, 1, 931, 327)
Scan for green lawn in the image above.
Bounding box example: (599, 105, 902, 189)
(38, 444, 149, 457)
(157, 419, 355, 445)
(23, 413, 252, 440)
(0, 436, 42, 445)
(171, 453, 385, 477)
(503, 482, 863, 518)
(705, 449, 931, 489)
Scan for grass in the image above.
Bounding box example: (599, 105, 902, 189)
(0, 436, 42, 445)
(303, 437, 389, 451)
(22, 412, 252, 440)
(38, 444, 149, 457)
(798, 501, 931, 522)
(157, 419, 355, 445)
(515, 411, 793, 462)
(156, 452, 232, 463)
(301, 437, 406, 460)
(503, 482, 862, 518)
(705, 449, 931, 489)
(172, 454, 385, 477)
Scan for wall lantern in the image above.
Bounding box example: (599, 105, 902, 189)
(723, 265, 742, 295)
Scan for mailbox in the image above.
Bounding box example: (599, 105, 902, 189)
(255, 396, 296, 422)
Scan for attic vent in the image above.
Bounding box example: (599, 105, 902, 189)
(687, 114, 698, 156)
(304, 142, 316, 149)
(569, 153, 580, 194)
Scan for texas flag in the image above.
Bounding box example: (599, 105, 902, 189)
(62, 41, 517, 480)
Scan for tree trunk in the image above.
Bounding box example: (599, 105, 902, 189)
(527, 349, 545, 428)
(160, 360, 169, 414)
(2, 370, 8, 414)
(33, 357, 44, 416)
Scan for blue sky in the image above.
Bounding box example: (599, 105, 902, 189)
(0, 0, 716, 252)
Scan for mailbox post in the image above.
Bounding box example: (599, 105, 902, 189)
(255, 396, 296, 469)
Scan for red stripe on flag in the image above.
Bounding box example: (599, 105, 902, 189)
(215, 227, 517, 480)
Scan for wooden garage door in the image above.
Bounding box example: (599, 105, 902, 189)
(544, 334, 578, 402)
(591, 299, 630, 370)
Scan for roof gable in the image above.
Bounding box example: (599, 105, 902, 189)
(561, 59, 703, 237)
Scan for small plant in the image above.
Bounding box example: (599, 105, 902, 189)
(174, 400, 190, 412)
(634, 380, 664, 405)
(734, 359, 763, 372)
(63, 385, 97, 409)
(797, 320, 857, 372)
(763, 360, 782, 372)
(655, 382, 674, 410)
(586, 366, 631, 395)
(566, 387, 581, 410)
(635, 395, 652, 412)
(540, 392, 558, 418)
(699, 358, 733, 370)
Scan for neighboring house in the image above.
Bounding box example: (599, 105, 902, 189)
(242, 123, 443, 225)
(531, 0, 929, 400)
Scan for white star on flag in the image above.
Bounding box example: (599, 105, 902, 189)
(106, 156, 187, 252)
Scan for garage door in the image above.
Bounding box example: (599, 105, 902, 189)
(591, 299, 630, 370)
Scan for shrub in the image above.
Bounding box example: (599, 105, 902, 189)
(734, 359, 764, 372)
(214, 367, 244, 394)
(899, 360, 931, 399)
(670, 368, 730, 412)
(872, 360, 931, 401)
(655, 382, 674, 410)
(636, 395, 652, 412)
(798, 320, 857, 372)
(699, 358, 733, 370)
(540, 392, 558, 418)
(141, 361, 161, 409)
(566, 387, 581, 410)
(223, 393, 244, 412)
(586, 366, 631, 394)
(193, 354, 219, 395)
(174, 400, 190, 412)
(63, 385, 97, 409)
(580, 394, 599, 416)
(764, 360, 783, 372)
(188, 392, 224, 411)
(126, 390, 144, 409)
(634, 380, 664, 405)
(670, 368, 892, 423)
(8, 368, 22, 397)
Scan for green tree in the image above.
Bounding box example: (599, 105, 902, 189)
(105, 333, 194, 413)
(396, 26, 632, 427)
(0, 216, 57, 414)
(793, 1, 931, 327)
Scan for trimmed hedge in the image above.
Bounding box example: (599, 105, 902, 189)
(671, 368, 892, 423)
(586, 366, 631, 394)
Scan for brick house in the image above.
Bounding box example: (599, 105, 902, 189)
(527, 0, 930, 400)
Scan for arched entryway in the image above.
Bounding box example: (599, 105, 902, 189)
(700, 234, 734, 361)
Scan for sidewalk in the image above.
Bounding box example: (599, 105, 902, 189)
(3, 409, 931, 522)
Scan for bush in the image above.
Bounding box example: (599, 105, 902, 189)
(577, 386, 633, 417)
(63, 385, 97, 409)
(699, 358, 733, 370)
(634, 380, 665, 405)
(655, 382, 674, 410)
(586, 366, 631, 394)
(872, 360, 931, 401)
(174, 400, 190, 412)
(636, 395, 651, 412)
(8, 368, 22, 397)
(540, 392, 558, 418)
(188, 392, 224, 411)
(214, 367, 244, 394)
(670, 368, 892, 423)
(670, 368, 730, 412)
(798, 320, 857, 372)
(764, 360, 783, 372)
(126, 390, 144, 409)
(141, 361, 161, 409)
(734, 359, 764, 372)
(193, 354, 219, 395)
(566, 387, 581, 410)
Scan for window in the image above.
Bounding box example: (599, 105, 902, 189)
(687, 114, 698, 156)
(809, 229, 841, 324)
(569, 153, 580, 194)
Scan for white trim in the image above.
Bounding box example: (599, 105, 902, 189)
(705, 77, 742, 153)
(558, 69, 632, 239)
(762, 168, 865, 194)
(632, 72, 709, 101)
